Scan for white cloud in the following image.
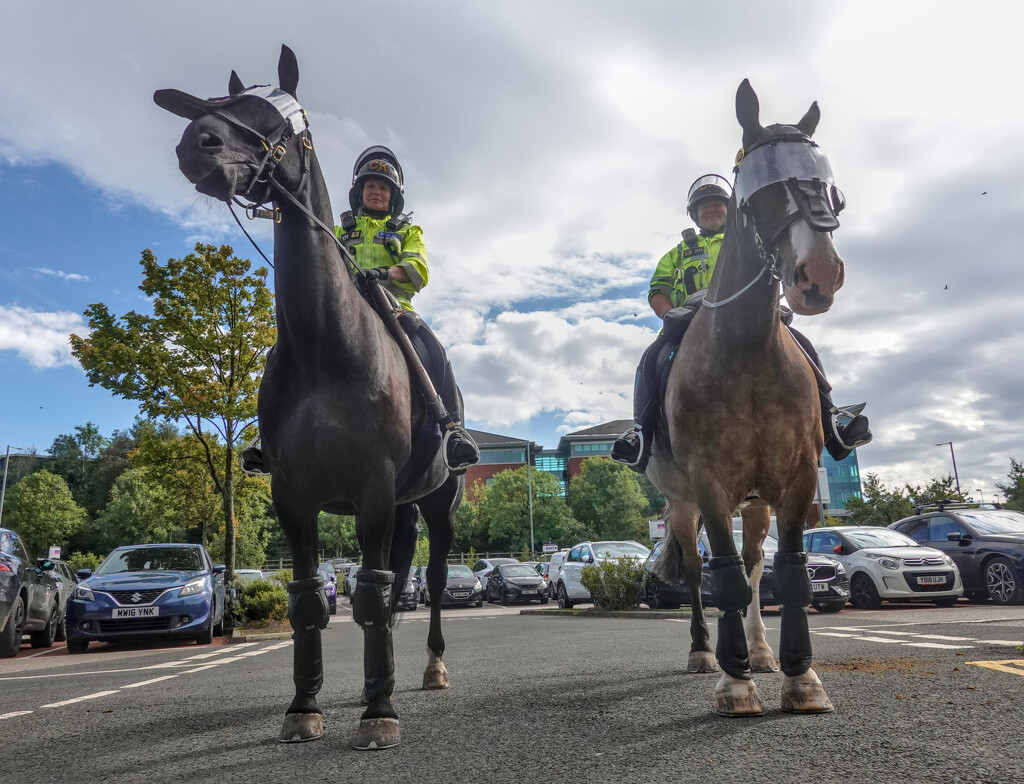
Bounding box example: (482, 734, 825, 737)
(29, 267, 90, 282)
(0, 306, 85, 369)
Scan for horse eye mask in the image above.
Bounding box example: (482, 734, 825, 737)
(155, 84, 306, 134)
(733, 139, 834, 206)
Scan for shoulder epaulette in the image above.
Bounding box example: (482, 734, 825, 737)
(338, 210, 357, 232)
(385, 211, 414, 232)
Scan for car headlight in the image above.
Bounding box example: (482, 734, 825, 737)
(474, 580, 481, 590)
(876, 557, 900, 570)
(833, 561, 846, 573)
(179, 577, 209, 597)
(943, 555, 955, 567)
(74, 584, 95, 601)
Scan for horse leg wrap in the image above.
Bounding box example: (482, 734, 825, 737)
(708, 555, 753, 611)
(773, 552, 813, 676)
(352, 570, 395, 630)
(709, 556, 753, 679)
(353, 570, 397, 706)
(286, 576, 329, 633)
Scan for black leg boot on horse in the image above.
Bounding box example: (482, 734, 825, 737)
(351, 569, 400, 750)
(279, 575, 330, 742)
(708, 555, 764, 716)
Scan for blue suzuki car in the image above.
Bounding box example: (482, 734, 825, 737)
(66, 543, 226, 653)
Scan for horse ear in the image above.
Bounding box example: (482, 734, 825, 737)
(735, 79, 762, 143)
(228, 71, 244, 96)
(279, 44, 299, 98)
(797, 101, 820, 137)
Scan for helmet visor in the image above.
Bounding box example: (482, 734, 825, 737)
(734, 140, 833, 206)
(687, 174, 732, 208)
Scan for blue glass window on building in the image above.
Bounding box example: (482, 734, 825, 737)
(572, 442, 612, 455)
(479, 449, 526, 465)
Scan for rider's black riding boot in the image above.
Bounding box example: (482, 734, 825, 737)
(442, 423, 480, 472)
(241, 441, 270, 476)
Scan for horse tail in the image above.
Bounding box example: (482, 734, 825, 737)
(654, 523, 684, 583)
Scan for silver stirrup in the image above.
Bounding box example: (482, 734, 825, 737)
(829, 403, 868, 450)
(612, 429, 645, 468)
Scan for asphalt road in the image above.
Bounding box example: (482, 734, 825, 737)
(2, 601, 1022, 784)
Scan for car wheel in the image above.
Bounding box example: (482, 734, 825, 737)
(0, 596, 25, 658)
(213, 606, 225, 637)
(850, 574, 882, 610)
(30, 602, 59, 649)
(933, 596, 958, 608)
(812, 601, 845, 614)
(966, 591, 989, 603)
(66, 635, 89, 654)
(500, 588, 510, 606)
(329, 601, 338, 616)
(557, 584, 573, 610)
(196, 617, 214, 645)
(539, 594, 549, 605)
(475, 596, 483, 608)
(985, 557, 1024, 605)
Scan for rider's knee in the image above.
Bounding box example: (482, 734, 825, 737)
(352, 570, 396, 630)
(708, 555, 752, 611)
(287, 577, 330, 633)
(772, 552, 812, 607)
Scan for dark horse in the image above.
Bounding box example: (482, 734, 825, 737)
(155, 46, 461, 748)
(649, 80, 845, 716)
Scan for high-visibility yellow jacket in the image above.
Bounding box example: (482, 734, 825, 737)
(335, 212, 428, 311)
(648, 230, 724, 308)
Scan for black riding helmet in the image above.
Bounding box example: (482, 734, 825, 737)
(348, 145, 405, 214)
(686, 173, 732, 223)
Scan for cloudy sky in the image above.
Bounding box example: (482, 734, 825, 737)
(2, 1, 1022, 501)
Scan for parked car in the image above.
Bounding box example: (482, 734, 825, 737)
(545, 550, 570, 597)
(536, 562, 557, 598)
(66, 543, 227, 653)
(397, 573, 418, 611)
(639, 538, 690, 610)
(415, 565, 430, 604)
(0, 527, 61, 657)
(421, 564, 484, 607)
(346, 566, 361, 600)
(48, 558, 80, 642)
(803, 526, 962, 609)
(889, 506, 1024, 605)
(317, 563, 338, 615)
(470, 557, 519, 589)
(555, 541, 651, 608)
(486, 563, 548, 605)
(338, 564, 359, 597)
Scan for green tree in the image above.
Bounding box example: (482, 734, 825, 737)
(70, 244, 275, 578)
(2, 470, 87, 556)
(477, 466, 580, 554)
(568, 457, 650, 541)
(905, 475, 969, 505)
(318, 513, 358, 560)
(843, 473, 914, 526)
(635, 471, 665, 519)
(452, 490, 485, 553)
(47, 423, 107, 511)
(997, 458, 1024, 512)
(93, 468, 185, 552)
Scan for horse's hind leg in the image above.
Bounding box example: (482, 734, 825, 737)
(417, 474, 461, 690)
(670, 506, 717, 672)
(274, 493, 330, 743)
(740, 506, 779, 673)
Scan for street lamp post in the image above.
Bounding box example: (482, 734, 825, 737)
(934, 441, 961, 496)
(525, 441, 535, 558)
(1, 445, 32, 528)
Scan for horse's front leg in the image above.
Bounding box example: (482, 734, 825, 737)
(418, 477, 459, 690)
(740, 505, 777, 672)
(275, 494, 330, 743)
(775, 497, 833, 714)
(674, 512, 717, 673)
(351, 481, 402, 750)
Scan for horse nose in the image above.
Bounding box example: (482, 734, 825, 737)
(196, 130, 224, 150)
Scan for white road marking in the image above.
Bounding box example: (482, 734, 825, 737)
(122, 675, 180, 688)
(858, 636, 907, 644)
(910, 634, 972, 641)
(814, 632, 857, 638)
(180, 665, 219, 674)
(902, 642, 975, 649)
(976, 640, 1023, 646)
(22, 646, 68, 659)
(0, 711, 34, 719)
(41, 690, 120, 708)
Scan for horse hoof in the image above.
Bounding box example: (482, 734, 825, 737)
(687, 651, 720, 673)
(277, 712, 324, 743)
(422, 656, 450, 690)
(714, 674, 765, 717)
(781, 669, 835, 714)
(351, 717, 400, 750)
(749, 648, 780, 673)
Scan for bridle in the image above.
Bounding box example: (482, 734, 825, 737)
(198, 86, 361, 278)
(702, 129, 845, 309)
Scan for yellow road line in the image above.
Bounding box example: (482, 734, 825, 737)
(965, 659, 1024, 676)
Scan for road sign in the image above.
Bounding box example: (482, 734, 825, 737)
(541, 542, 558, 553)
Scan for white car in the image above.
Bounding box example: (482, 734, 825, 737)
(804, 526, 962, 609)
(555, 540, 651, 608)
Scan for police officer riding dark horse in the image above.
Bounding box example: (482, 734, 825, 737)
(611, 175, 872, 471)
(242, 145, 480, 475)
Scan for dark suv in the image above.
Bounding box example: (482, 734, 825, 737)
(889, 504, 1024, 605)
(1, 527, 60, 657)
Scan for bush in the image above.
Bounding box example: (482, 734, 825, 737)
(237, 579, 289, 625)
(264, 569, 292, 587)
(580, 557, 648, 610)
(66, 551, 102, 573)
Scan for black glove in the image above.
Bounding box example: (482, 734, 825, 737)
(358, 266, 391, 283)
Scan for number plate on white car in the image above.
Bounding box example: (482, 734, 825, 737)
(811, 582, 829, 593)
(917, 576, 946, 586)
(112, 606, 159, 619)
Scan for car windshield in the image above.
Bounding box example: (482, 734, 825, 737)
(490, 558, 518, 566)
(96, 547, 204, 575)
(502, 565, 539, 578)
(236, 570, 263, 582)
(447, 565, 474, 578)
(844, 529, 918, 549)
(959, 511, 1024, 534)
(731, 532, 779, 554)
(593, 542, 650, 559)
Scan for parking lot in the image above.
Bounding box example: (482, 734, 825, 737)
(2, 600, 1022, 783)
